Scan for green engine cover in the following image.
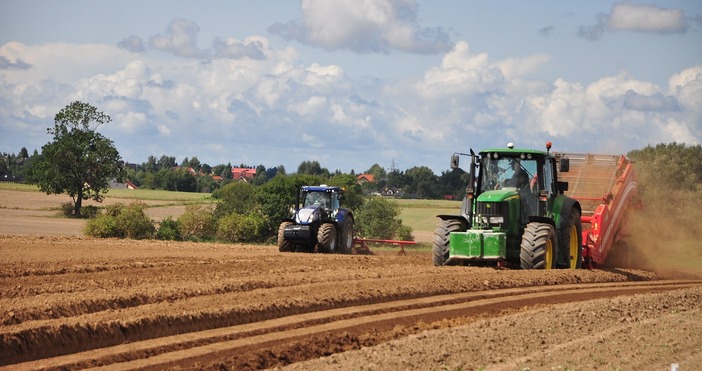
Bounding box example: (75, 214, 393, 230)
(449, 230, 507, 261)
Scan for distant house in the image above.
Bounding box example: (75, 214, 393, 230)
(356, 173, 375, 184)
(232, 167, 257, 181)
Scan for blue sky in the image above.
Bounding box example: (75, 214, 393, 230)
(1, 0, 701, 174)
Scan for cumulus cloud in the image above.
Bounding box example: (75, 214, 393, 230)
(117, 36, 145, 52)
(0, 56, 32, 70)
(579, 2, 690, 40)
(149, 18, 203, 58)
(212, 36, 266, 60)
(608, 3, 686, 33)
(1, 16, 700, 173)
(269, 0, 453, 54)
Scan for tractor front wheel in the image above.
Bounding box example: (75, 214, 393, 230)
(277, 222, 294, 252)
(317, 223, 338, 253)
(520, 222, 557, 269)
(432, 219, 465, 266)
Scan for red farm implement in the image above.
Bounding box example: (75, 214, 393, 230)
(352, 238, 417, 255)
(557, 153, 641, 268)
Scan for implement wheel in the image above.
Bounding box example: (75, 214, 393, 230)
(277, 222, 294, 252)
(432, 219, 465, 266)
(317, 223, 338, 253)
(561, 208, 583, 269)
(520, 222, 557, 269)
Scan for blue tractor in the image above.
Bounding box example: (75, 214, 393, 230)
(278, 185, 355, 254)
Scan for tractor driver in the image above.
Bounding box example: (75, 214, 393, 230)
(506, 160, 530, 189)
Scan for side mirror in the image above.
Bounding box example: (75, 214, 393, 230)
(557, 181, 569, 193)
(559, 157, 570, 173)
(450, 154, 460, 169)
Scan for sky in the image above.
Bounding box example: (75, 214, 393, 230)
(1, 0, 701, 174)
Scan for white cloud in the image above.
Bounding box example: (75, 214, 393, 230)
(117, 36, 145, 53)
(579, 2, 690, 40)
(149, 18, 203, 58)
(269, 0, 452, 54)
(608, 3, 687, 33)
(1, 14, 700, 174)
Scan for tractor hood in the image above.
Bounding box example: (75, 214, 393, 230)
(476, 189, 519, 203)
(295, 205, 321, 224)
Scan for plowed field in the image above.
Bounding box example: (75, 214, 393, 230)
(1, 235, 701, 370)
(1, 186, 701, 370)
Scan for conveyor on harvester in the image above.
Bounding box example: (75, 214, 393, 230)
(556, 153, 640, 267)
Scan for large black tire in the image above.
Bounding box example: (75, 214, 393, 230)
(520, 222, 557, 269)
(277, 222, 294, 252)
(560, 208, 583, 269)
(339, 216, 354, 254)
(317, 223, 337, 253)
(432, 219, 465, 266)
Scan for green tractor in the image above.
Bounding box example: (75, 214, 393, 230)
(433, 142, 582, 269)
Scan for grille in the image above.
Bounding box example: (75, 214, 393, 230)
(475, 201, 509, 228)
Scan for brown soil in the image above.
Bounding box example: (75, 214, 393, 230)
(1, 189, 701, 370)
(1, 235, 701, 370)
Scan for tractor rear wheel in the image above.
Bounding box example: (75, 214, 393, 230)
(339, 216, 354, 254)
(520, 222, 557, 269)
(317, 223, 338, 253)
(277, 222, 294, 252)
(432, 219, 465, 266)
(561, 208, 583, 269)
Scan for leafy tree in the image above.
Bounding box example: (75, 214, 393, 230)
(157, 155, 176, 170)
(213, 181, 257, 218)
(365, 163, 386, 179)
(404, 166, 438, 198)
(189, 156, 201, 172)
(355, 196, 412, 240)
(144, 155, 158, 173)
(18, 147, 29, 159)
(28, 101, 124, 216)
(221, 162, 233, 180)
(297, 160, 329, 177)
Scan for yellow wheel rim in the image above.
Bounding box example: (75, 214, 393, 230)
(568, 225, 578, 269)
(545, 239, 554, 269)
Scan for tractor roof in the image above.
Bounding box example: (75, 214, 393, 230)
(479, 147, 554, 158)
(301, 185, 343, 192)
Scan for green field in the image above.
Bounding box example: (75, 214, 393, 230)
(0, 182, 211, 202)
(396, 198, 461, 239)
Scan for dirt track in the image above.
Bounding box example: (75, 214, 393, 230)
(1, 235, 701, 370)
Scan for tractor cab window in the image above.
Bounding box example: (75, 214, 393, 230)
(481, 156, 538, 192)
(304, 192, 331, 208)
(541, 159, 555, 198)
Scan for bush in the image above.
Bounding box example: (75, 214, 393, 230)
(396, 224, 414, 241)
(60, 202, 74, 217)
(178, 204, 216, 240)
(216, 213, 267, 242)
(116, 203, 155, 239)
(355, 196, 413, 240)
(156, 216, 182, 241)
(81, 205, 100, 219)
(84, 202, 155, 239)
(84, 213, 120, 238)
